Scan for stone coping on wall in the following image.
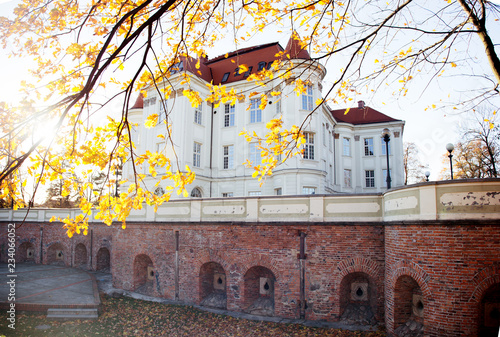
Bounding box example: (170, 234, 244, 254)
(1, 179, 499, 224)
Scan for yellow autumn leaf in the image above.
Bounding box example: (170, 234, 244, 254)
(145, 114, 159, 128)
(238, 64, 249, 73)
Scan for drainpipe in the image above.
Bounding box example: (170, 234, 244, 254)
(175, 231, 180, 300)
(90, 228, 93, 270)
(332, 128, 336, 186)
(299, 231, 307, 319)
(39, 226, 43, 264)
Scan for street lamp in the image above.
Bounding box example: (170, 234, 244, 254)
(425, 171, 430, 182)
(381, 128, 392, 189)
(446, 143, 454, 180)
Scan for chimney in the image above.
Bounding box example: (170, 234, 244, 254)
(358, 100, 365, 108)
(200, 53, 208, 64)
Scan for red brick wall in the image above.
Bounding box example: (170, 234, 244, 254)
(385, 223, 500, 337)
(1, 220, 499, 337)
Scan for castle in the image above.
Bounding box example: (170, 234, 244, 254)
(123, 34, 405, 198)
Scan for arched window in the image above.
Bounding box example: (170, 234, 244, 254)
(191, 187, 202, 198)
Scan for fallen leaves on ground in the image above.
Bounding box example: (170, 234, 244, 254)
(0, 294, 386, 336)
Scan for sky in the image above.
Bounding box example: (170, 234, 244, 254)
(0, 0, 499, 182)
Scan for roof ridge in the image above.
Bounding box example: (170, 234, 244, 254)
(330, 105, 403, 125)
(206, 42, 282, 64)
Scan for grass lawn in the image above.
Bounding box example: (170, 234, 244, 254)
(0, 294, 386, 336)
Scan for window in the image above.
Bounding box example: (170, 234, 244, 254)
(156, 142, 164, 154)
(159, 99, 167, 124)
(344, 169, 352, 188)
(301, 85, 313, 110)
(365, 170, 375, 188)
(154, 187, 165, 196)
(275, 188, 282, 196)
(267, 61, 274, 70)
(275, 96, 281, 114)
(276, 135, 283, 162)
(258, 61, 266, 71)
(249, 143, 261, 165)
(222, 192, 233, 197)
(322, 123, 326, 146)
(223, 145, 234, 169)
(343, 138, 351, 156)
(193, 142, 201, 167)
(224, 104, 235, 127)
(221, 72, 230, 83)
(243, 66, 253, 78)
(302, 187, 316, 195)
(250, 98, 262, 123)
(248, 191, 262, 196)
(191, 187, 202, 198)
(170, 61, 183, 74)
(381, 137, 391, 155)
(303, 132, 315, 160)
(329, 131, 333, 151)
(234, 67, 241, 76)
(364, 138, 374, 156)
(194, 106, 202, 125)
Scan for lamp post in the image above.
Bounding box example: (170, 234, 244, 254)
(425, 171, 430, 182)
(382, 128, 391, 189)
(446, 143, 454, 180)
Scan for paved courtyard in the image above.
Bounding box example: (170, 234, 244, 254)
(0, 263, 100, 311)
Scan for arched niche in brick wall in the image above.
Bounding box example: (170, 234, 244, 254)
(74, 243, 88, 269)
(199, 262, 227, 309)
(243, 266, 275, 317)
(17, 242, 35, 263)
(133, 254, 155, 296)
(338, 272, 378, 326)
(96, 247, 111, 272)
(393, 275, 425, 336)
(47, 242, 66, 266)
(479, 282, 500, 337)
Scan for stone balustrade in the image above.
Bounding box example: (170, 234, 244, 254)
(1, 179, 498, 224)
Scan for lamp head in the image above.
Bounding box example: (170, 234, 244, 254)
(446, 143, 454, 153)
(381, 128, 391, 140)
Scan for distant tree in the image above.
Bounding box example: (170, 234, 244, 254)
(459, 107, 499, 177)
(87, 171, 107, 205)
(403, 142, 428, 185)
(43, 179, 78, 208)
(440, 140, 494, 179)
(41, 159, 82, 208)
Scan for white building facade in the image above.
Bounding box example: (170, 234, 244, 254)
(124, 35, 405, 198)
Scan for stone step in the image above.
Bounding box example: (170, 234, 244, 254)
(46, 308, 98, 321)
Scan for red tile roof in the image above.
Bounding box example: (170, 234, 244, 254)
(130, 93, 144, 109)
(132, 33, 313, 108)
(330, 101, 402, 125)
(285, 31, 311, 60)
(206, 42, 284, 85)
